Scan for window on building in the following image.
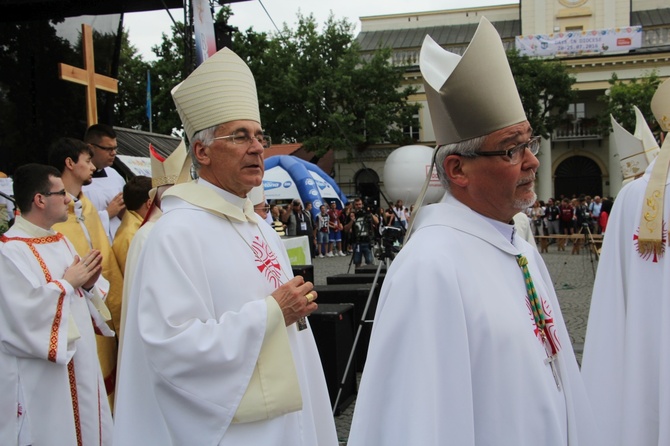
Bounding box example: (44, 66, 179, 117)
(403, 113, 420, 141)
(566, 103, 585, 123)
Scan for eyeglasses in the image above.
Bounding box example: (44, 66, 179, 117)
(254, 205, 271, 212)
(90, 143, 118, 152)
(462, 136, 541, 165)
(41, 189, 67, 197)
(213, 132, 272, 149)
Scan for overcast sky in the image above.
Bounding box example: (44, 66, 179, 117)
(123, 0, 517, 61)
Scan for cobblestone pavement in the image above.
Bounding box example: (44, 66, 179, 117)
(307, 243, 599, 444)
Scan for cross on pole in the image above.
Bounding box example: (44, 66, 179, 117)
(58, 24, 118, 127)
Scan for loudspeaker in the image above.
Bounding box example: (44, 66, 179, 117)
(355, 264, 387, 274)
(291, 264, 314, 284)
(309, 303, 357, 415)
(313, 283, 379, 371)
(326, 273, 385, 287)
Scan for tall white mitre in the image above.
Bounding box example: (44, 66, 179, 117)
(633, 106, 660, 162)
(610, 114, 648, 183)
(171, 47, 261, 142)
(420, 16, 527, 145)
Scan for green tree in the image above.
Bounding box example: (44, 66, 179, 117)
(233, 14, 419, 156)
(507, 50, 576, 139)
(596, 71, 661, 134)
(115, 30, 151, 130)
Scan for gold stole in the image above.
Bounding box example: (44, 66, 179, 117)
(164, 182, 303, 423)
(53, 194, 123, 409)
(637, 137, 670, 258)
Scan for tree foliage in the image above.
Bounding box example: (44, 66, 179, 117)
(232, 14, 419, 156)
(115, 31, 151, 130)
(596, 71, 661, 134)
(507, 50, 576, 139)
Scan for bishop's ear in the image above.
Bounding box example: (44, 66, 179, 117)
(442, 154, 469, 188)
(192, 140, 211, 167)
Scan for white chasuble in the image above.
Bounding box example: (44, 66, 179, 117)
(0, 217, 113, 446)
(582, 159, 670, 446)
(113, 180, 337, 446)
(347, 195, 600, 446)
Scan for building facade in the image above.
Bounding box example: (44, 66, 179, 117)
(336, 0, 670, 206)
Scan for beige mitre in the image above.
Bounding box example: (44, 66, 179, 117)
(637, 78, 670, 259)
(420, 16, 527, 146)
(408, 17, 528, 238)
(171, 47, 261, 142)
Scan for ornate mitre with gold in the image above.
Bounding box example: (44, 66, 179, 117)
(610, 114, 648, 183)
(150, 140, 191, 189)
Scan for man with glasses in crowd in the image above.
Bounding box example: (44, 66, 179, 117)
(114, 48, 337, 446)
(83, 124, 126, 243)
(0, 164, 113, 445)
(348, 18, 598, 446)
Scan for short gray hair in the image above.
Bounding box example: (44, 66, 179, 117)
(434, 135, 487, 191)
(188, 125, 218, 171)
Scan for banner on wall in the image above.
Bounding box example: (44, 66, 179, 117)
(515, 26, 642, 57)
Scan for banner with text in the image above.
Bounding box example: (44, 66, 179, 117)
(515, 26, 642, 57)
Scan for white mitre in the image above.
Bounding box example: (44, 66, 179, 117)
(633, 105, 660, 163)
(171, 47, 260, 142)
(610, 115, 648, 182)
(419, 16, 527, 145)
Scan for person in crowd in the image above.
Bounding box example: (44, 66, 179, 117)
(82, 124, 126, 243)
(327, 200, 346, 256)
(347, 18, 599, 445)
(48, 137, 123, 408)
(530, 200, 545, 236)
(270, 204, 286, 236)
(582, 78, 670, 446)
(113, 47, 337, 445)
(344, 197, 379, 267)
(598, 197, 613, 234)
(559, 197, 575, 235)
(314, 204, 331, 258)
(545, 198, 561, 236)
(111, 175, 152, 275)
(0, 164, 113, 445)
(588, 195, 602, 233)
(286, 199, 316, 258)
(249, 185, 273, 226)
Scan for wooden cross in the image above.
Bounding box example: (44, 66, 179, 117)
(58, 24, 118, 127)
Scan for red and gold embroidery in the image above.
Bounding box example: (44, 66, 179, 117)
(251, 235, 282, 287)
(633, 222, 668, 263)
(2, 234, 67, 362)
(68, 361, 83, 446)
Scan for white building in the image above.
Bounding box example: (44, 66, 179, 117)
(336, 0, 670, 205)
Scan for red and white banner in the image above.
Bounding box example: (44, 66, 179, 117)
(193, 0, 217, 66)
(515, 26, 642, 57)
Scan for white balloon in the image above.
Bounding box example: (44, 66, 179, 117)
(383, 145, 444, 206)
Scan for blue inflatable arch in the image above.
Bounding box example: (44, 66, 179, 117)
(264, 155, 348, 218)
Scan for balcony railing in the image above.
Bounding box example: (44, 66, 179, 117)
(552, 121, 602, 141)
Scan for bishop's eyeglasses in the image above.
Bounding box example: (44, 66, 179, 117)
(213, 132, 272, 149)
(460, 136, 541, 165)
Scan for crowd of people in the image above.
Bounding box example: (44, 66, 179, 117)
(1, 17, 669, 446)
(524, 194, 615, 237)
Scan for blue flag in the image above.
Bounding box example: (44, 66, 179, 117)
(146, 70, 152, 124)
